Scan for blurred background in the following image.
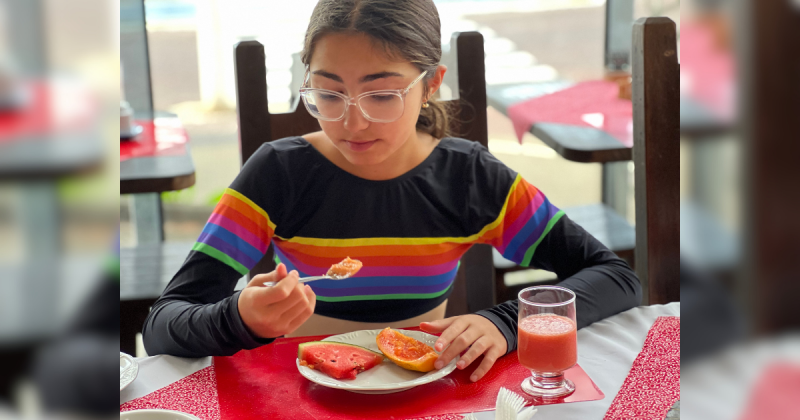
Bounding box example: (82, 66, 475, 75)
(120, 0, 680, 248)
(0, 0, 119, 417)
(0, 0, 799, 417)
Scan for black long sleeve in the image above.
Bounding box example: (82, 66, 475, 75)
(475, 214, 642, 354)
(141, 142, 288, 358)
(142, 241, 279, 357)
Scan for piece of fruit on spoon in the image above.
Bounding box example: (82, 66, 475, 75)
(326, 257, 363, 279)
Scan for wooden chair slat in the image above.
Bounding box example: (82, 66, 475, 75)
(632, 17, 680, 305)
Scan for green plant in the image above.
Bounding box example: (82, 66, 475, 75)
(161, 186, 196, 204)
(207, 188, 226, 206)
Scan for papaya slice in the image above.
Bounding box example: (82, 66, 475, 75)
(326, 257, 363, 279)
(376, 327, 439, 373)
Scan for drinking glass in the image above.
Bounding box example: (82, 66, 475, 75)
(517, 286, 577, 397)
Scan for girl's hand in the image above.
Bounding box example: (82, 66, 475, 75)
(420, 314, 508, 382)
(238, 264, 316, 339)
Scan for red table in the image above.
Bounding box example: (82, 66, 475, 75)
(120, 115, 195, 194)
(119, 114, 195, 355)
(679, 21, 736, 137)
(506, 80, 633, 163)
(0, 79, 103, 179)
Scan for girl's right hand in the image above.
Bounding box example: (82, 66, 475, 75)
(237, 263, 317, 339)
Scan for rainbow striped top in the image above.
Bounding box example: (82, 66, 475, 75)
(185, 137, 563, 322)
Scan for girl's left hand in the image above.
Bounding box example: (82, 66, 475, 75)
(419, 314, 508, 382)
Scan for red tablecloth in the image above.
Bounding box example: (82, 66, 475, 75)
(120, 328, 606, 419)
(507, 80, 633, 146)
(119, 118, 189, 162)
(119, 364, 464, 420)
(212, 331, 603, 419)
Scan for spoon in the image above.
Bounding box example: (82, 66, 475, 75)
(263, 257, 362, 287)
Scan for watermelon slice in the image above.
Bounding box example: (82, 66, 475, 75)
(298, 341, 385, 380)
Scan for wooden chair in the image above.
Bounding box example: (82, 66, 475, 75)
(233, 31, 495, 316)
(631, 17, 680, 304)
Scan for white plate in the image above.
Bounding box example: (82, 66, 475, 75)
(297, 329, 458, 394)
(120, 409, 200, 420)
(120, 352, 139, 391)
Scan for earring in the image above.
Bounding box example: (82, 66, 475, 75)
(421, 102, 429, 109)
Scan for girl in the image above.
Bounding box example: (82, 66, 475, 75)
(143, 0, 641, 382)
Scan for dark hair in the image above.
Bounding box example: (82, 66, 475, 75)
(301, 0, 451, 139)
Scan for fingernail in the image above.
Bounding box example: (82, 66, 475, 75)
(435, 342, 443, 351)
(457, 360, 465, 369)
(470, 375, 478, 382)
(434, 361, 443, 369)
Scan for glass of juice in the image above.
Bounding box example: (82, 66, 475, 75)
(517, 285, 577, 397)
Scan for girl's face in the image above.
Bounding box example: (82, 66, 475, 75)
(308, 32, 442, 167)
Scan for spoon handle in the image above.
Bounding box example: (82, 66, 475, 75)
(298, 275, 328, 283)
(263, 275, 329, 287)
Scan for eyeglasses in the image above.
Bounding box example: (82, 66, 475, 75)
(299, 70, 428, 123)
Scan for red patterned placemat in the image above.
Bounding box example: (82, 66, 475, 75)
(213, 331, 604, 419)
(506, 79, 633, 146)
(120, 366, 220, 420)
(604, 316, 680, 420)
(119, 118, 189, 162)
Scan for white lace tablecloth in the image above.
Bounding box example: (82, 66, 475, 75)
(121, 302, 680, 419)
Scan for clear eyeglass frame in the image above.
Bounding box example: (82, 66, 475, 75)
(299, 70, 428, 123)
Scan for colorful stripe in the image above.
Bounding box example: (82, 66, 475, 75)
(274, 244, 460, 277)
(274, 246, 459, 302)
(192, 243, 249, 275)
(270, 177, 521, 247)
(479, 175, 562, 267)
(192, 188, 275, 274)
(521, 210, 564, 266)
(313, 286, 452, 302)
(262, 174, 560, 303)
(194, 175, 560, 302)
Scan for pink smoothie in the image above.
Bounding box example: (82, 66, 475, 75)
(518, 313, 577, 372)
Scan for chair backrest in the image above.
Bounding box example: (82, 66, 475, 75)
(631, 17, 680, 305)
(233, 31, 495, 316)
